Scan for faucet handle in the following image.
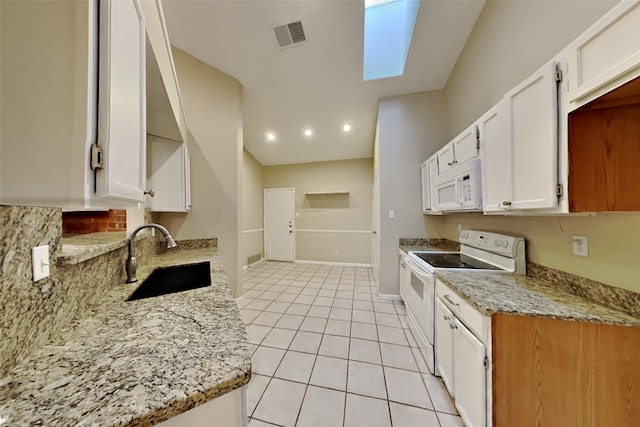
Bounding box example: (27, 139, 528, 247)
(144, 189, 155, 198)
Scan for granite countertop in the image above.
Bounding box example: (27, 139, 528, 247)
(436, 271, 640, 327)
(58, 231, 153, 265)
(399, 241, 460, 255)
(0, 248, 251, 426)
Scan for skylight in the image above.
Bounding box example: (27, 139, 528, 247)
(363, 0, 420, 81)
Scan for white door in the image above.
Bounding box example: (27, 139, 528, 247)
(96, 0, 146, 202)
(452, 124, 479, 164)
(436, 143, 455, 175)
(453, 319, 487, 427)
(435, 298, 455, 395)
(504, 60, 558, 210)
(420, 160, 430, 213)
(264, 188, 295, 262)
(479, 101, 511, 212)
(371, 176, 380, 282)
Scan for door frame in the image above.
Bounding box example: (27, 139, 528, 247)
(264, 187, 296, 262)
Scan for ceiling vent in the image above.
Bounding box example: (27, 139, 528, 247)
(272, 20, 307, 48)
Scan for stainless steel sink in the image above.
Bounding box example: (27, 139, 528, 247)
(127, 261, 211, 301)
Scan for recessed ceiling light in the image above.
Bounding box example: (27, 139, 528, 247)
(342, 123, 352, 133)
(304, 129, 313, 137)
(266, 132, 276, 141)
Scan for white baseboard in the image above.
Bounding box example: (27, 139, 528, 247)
(243, 258, 265, 270)
(377, 292, 402, 301)
(295, 259, 372, 268)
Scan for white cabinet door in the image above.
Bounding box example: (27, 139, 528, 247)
(147, 136, 191, 212)
(437, 143, 455, 175)
(421, 160, 430, 213)
(453, 318, 486, 427)
(480, 101, 511, 212)
(452, 124, 479, 165)
(504, 61, 558, 210)
(96, 0, 146, 202)
(567, 1, 640, 110)
(428, 156, 440, 213)
(435, 298, 455, 395)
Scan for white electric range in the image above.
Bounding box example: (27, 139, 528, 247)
(400, 230, 526, 373)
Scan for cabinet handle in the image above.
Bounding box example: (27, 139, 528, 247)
(443, 294, 460, 307)
(144, 189, 155, 198)
(501, 201, 512, 207)
(449, 322, 457, 330)
(443, 315, 450, 321)
(447, 162, 453, 166)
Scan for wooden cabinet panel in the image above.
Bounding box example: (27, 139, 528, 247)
(568, 81, 640, 212)
(492, 314, 640, 427)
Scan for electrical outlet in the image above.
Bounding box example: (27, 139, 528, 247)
(572, 236, 589, 257)
(32, 245, 50, 281)
(334, 250, 339, 256)
(388, 210, 395, 219)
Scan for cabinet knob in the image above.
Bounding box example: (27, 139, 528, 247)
(443, 315, 450, 321)
(447, 162, 453, 166)
(501, 201, 512, 207)
(144, 189, 155, 198)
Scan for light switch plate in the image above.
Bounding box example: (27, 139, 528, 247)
(32, 245, 50, 281)
(388, 210, 395, 219)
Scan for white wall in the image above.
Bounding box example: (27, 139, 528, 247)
(242, 149, 265, 267)
(431, 0, 640, 293)
(264, 158, 373, 265)
(158, 47, 243, 297)
(377, 91, 447, 295)
(443, 0, 616, 138)
(0, 0, 93, 207)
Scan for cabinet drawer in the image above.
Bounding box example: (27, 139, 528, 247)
(436, 279, 489, 343)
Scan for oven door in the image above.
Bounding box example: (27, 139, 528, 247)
(404, 256, 436, 373)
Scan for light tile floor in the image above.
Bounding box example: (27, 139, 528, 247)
(239, 261, 464, 427)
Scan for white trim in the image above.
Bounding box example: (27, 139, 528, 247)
(242, 228, 264, 234)
(377, 293, 402, 301)
(295, 260, 372, 268)
(295, 229, 372, 234)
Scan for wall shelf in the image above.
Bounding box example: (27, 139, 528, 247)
(304, 191, 350, 196)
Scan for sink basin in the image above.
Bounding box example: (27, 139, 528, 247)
(127, 261, 211, 301)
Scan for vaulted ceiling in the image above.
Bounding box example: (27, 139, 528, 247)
(162, 0, 485, 166)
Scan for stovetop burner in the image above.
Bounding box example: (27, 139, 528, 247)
(413, 252, 502, 270)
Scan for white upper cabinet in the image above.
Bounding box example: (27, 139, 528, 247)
(96, 0, 147, 203)
(502, 61, 559, 211)
(436, 143, 456, 175)
(421, 160, 431, 213)
(566, 1, 640, 111)
(452, 124, 480, 165)
(147, 136, 191, 212)
(479, 102, 510, 212)
(437, 124, 479, 175)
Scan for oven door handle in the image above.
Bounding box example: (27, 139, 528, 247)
(406, 259, 433, 280)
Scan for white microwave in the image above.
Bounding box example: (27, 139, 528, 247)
(433, 158, 482, 211)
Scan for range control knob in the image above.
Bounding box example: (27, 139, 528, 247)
(501, 240, 509, 248)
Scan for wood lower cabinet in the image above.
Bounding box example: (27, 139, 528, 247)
(492, 314, 640, 427)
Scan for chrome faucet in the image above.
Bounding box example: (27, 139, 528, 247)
(126, 224, 177, 283)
